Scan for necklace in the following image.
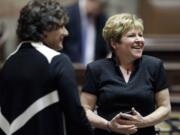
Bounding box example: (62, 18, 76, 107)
(119, 66, 132, 83)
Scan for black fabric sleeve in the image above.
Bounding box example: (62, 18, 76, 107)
(82, 64, 98, 95)
(154, 60, 169, 92)
(52, 54, 94, 135)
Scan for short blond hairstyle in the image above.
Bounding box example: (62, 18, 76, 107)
(102, 13, 144, 46)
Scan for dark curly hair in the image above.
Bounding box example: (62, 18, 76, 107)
(17, 0, 69, 42)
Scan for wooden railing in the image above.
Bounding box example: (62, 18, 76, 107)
(144, 35, 180, 62)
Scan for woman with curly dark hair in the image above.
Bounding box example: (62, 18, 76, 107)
(0, 0, 94, 135)
(17, 0, 69, 50)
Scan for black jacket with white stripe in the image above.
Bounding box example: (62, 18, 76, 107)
(0, 42, 93, 135)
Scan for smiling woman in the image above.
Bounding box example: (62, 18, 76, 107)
(16, 0, 69, 51)
(80, 13, 171, 135)
(113, 27, 144, 65)
(43, 26, 69, 50)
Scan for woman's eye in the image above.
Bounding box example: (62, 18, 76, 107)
(127, 34, 135, 37)
(127, 34, 143, 38)
(139, 34, 143, 37)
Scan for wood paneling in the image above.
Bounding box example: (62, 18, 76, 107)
(144, 35, 180, 62)
(139, 0, 180, 34)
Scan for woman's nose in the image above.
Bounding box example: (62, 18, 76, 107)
(63, 26, 69, 36)
(135, 36, 144, 45)
(136, 35, 144, 42)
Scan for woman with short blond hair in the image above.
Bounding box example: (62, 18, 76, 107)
(81, 13, 171, 135)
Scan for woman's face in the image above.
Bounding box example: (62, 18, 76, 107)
(112, 28, 144, 62)
(43, 26, 69, 51)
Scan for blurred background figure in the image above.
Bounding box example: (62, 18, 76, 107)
(63, 0, 109, 65)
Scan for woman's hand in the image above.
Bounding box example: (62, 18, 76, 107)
(108, 113, 138, 134)
(119, 108, 145, 128)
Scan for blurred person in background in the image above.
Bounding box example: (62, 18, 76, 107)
(0, 0, 94, 135)
(63, 0, 109, 65)
(81, 13, 171, 135)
